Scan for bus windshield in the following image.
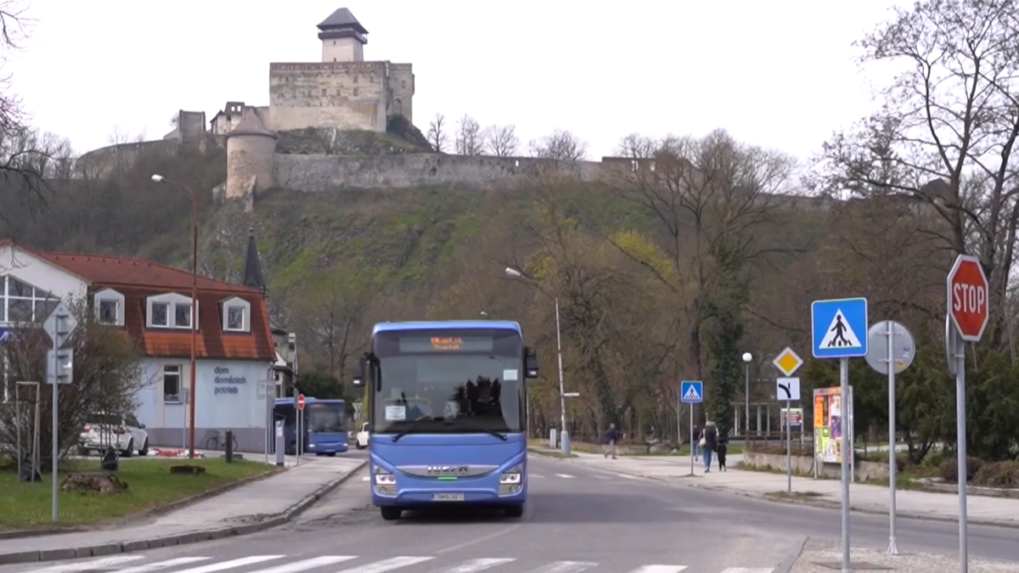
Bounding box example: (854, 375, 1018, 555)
(307, 402, 345, 433)
(372, 329, 524, 435)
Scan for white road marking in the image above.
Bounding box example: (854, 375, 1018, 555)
(522, 562, 597, 573)
(554, 473, 575, 478)
(719, 569, 775, 573)
(626, 566, 689, 573)
(530, 473, 545, 478)
(430, 558, 516, 572)
(335, 556, 435, 572)
(248, 556, 357, 573)
(362, 476, 371, 481)
(115, 558, 213, 573)
(32, 556, 146, 573)
(592, 475, 610, 479)
(615, 473, 639, 479)
(168, 556, 285, 573)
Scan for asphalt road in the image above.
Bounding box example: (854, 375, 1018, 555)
(3, 454, 1018, 573)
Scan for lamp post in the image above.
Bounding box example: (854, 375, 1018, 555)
(505, 267, 567, 453)
(152, 174, 199, 460)
(742, 352, 752, 439)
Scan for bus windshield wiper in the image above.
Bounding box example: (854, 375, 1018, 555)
(467, 427, 507, 441)
(391, 419, 431, 442)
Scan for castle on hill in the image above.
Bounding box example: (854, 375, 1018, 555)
(72, 8, 683, 206)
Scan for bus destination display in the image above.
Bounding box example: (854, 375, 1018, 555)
(399, 336, 494, 353)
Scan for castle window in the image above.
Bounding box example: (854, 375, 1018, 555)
(353, 87, 359, 97)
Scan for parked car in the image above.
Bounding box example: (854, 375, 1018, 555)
(355, 421, 370, 450)
(78, 412, 149, 457)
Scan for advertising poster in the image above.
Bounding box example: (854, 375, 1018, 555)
(813, 386, 852, 464)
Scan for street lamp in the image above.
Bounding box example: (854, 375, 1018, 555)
(505, 267, 568, 453)
(742, 352, 752, 439)
(152, 174, 199, 460)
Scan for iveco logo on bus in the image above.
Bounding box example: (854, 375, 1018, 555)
(426, 465, 470, 475)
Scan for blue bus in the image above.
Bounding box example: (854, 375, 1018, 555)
(273, 397, 349, 456)
(353, 320, 538, 521)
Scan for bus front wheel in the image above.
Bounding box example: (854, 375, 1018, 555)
(380, 507, 402, 521)
(504, 504, 524, 518)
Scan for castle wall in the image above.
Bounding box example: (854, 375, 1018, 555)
(273, 154, 607, 192)
(268, 62, 388, 133)
(388, 64, 414, 124)
(75, 139, 179, 180)
(226, 135, 276, 199)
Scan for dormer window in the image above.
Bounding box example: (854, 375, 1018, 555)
(93, 288, 125, 327)
(147, 293, 198, 330)
(221, 297, 251, 333)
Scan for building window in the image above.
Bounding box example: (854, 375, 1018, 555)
(98, 299, 118, 325)
(0, 275, 59, 324)
(163, 365, 182, 402)
(150, 302, 169, 327)
(147, 293, 198, 330)
(221, 297, 251, 333)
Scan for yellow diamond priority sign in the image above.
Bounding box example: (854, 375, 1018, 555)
(773, 347, 803, 377)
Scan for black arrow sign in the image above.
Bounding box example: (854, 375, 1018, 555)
(778, 383, 791, 400)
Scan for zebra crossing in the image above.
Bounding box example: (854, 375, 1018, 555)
(14, 554, 778, 573)
(359, 473, 641, 482)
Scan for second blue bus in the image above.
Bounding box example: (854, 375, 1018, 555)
(273, 397, 348, 455)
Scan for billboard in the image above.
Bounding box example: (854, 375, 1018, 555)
(781, 407, 803, 427)
(813, 386, 854, 464)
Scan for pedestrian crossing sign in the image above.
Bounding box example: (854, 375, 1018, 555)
(680, 380, 703, 404)
(811, 297, 869, 359)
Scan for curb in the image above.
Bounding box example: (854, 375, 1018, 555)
(0, 460, 368, 565)
(773, 536, 809, 573)
(550, 458, 1019, 531)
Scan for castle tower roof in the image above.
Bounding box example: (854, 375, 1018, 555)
(318, 8, 368, 35)
(226, 108, 276, 140)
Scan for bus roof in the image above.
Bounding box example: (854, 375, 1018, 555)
(372, 321, 522, 335)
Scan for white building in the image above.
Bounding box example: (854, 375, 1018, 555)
(0, 236, 277, 452)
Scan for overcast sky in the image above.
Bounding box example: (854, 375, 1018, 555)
(8, 0, 908, 164)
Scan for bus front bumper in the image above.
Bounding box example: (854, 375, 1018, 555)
(371, 472, 526, 507)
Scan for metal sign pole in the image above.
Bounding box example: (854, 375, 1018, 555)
(688, 402, 694, 476)
(955, 331, 968, 573)
(840, 357, 851, 572)
(50, 332, 59, 522)
(786, 399, 792, 493)
(887, 320, 899, 555)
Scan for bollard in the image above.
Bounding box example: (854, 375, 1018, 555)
(225, 430, 234, 463)
(549, 428, 557, 449)
(561, 430, 571, 455)
(275, 421, 285, 467)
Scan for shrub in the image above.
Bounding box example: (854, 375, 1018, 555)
(746, 443, 814, 457)
(939, 457, 984, 483)
(971, 461, 1019, 489)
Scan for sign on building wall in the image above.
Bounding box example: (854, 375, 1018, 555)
(213, 366, 248, 396)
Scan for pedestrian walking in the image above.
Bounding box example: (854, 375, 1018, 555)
(716, 433, 728, 472)
(603, 423, 618, 459)
(701, 421, 718, 472)
(692, 424, 701, 461)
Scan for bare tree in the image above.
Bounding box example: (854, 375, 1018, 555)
(454, 114, 484, 156)
(426, 113, 447, 152)
(169, 113, 179, 129)
(529, 129, 588, 161)
(809, 0, 1019, 348)
(483, 124, 519, 157)
(107, 125, 131, 146)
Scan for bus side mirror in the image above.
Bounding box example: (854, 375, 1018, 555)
(353, 356, 367, 387)
(524, 347, 539, 379)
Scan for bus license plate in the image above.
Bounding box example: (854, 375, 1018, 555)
(433, 493, 464, 501)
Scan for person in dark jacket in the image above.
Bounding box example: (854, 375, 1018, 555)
(691, 425, 701, 461)
(701, 421, 718, 472)
(603, 423, 618, 459)
(716, 433, 728, 472)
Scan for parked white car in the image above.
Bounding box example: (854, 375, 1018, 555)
(355, 422, 370, 450)
(78, 412, 149, 457)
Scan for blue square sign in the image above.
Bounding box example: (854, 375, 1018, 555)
(680, 381, 703, 404)
(811, 298, 869, 359)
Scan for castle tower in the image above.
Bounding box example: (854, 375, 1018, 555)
(318, 8, 368, 63)
(225, 108, 277, 201)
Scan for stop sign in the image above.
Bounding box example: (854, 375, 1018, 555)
(297, 394, 306, 410)
(948, 254, 990, 342)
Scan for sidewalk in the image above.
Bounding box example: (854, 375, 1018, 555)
(0, 456, 368, 565)
(534, 448, 1019, 528)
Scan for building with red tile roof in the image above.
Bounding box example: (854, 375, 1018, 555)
(0, 236, 280, 452)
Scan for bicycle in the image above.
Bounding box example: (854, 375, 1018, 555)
(203, 430, 239, 451)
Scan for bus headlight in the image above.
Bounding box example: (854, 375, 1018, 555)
(499, 464, 523, 484)
(374, 467, 396, 495)
(499, 464, 523, 495)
